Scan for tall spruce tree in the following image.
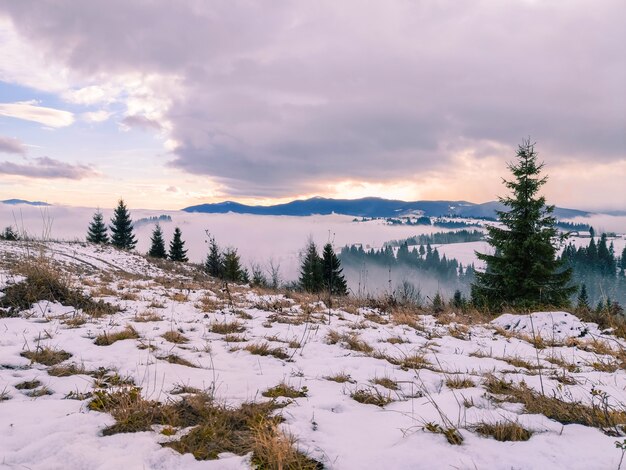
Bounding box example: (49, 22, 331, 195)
(205, 235, 223, 278)
(471, 140, 575, 310)
(86, 210, 108, 244)
(168, 227, 188, 262)
(299, 240, 324, 293)
(321, 243, 348, 295)
(109, 199, 137, 250)
(148, 224, 167, 259)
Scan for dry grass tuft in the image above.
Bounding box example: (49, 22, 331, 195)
(324, 372, 354, 384)
(371, 376, 399, 391)
(133, 310, 163, 322)
(21, 346, 72, 366)
(162, 330, 189, 344)
(48, 363, 87, 377)
(262, 382, 308, 399)
(210, 320, 245, 335)
(473, 421, 532, 441)
(326, 330, 373, 353)
(423, 422, 464, 445)
(158, 354, 198, 368)
(244, 342, 289, 360)
(445, 376, 476, 389)
(94, 326, 140, 346)
(15, 379, 42, 390)
(351, 387, 393, 407)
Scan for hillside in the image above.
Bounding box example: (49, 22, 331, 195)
(183, 197, 589, 220)
(1, 241, 625, 469)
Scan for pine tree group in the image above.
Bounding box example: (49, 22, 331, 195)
(168, 227, 188, 262)
(86, 210, 108, 244)
(298, 241, 347, 295)
(471, 140, 575, 310)
(148, 224, 167, 259)
(109, 199, 137, 250)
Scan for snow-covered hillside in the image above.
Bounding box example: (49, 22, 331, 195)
(1, 241, 625, 469)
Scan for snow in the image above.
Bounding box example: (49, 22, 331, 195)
(1, 240, 625, 469)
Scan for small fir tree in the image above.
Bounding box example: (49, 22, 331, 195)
(148, 224, 167, 259)
(576, 284, 589, 311)
(168, 227, 188, 262)
(222, 248, 245, 282)
(87, 210, 108, 244)
(110, 199, 137, 250)
(299, 240, 324, 293)
(321, 243, 348, 295)
(472, 140, 575, 310)
(205, 235, 223, 278)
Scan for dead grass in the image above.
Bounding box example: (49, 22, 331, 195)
(210, 320, 245, 335)
(162, 330, 189, 344)
(445, 376, 476, 389)
(223, 334, 248, 343)
(48, 363, 87, 377)
(244, 342, 289, 360)
(351, 387, 393, 407)
(21, 346, 72, 366)
(377, 351, 432, 371)
(383, 336, 408, 344)
(473, 421, 533, 441)
(499, 355, 542, 371)
(0, 257, 117, 317)
(262, 382, 308, 399)
(88, 385, 319, 467)
(484, 375, 626, 434)
(133, 310, 163, 322)
(158, 354, 198, 368)
(94, 326, 140, 346)
(324, 372, 355, 384)
(15, 379, 42, 390)
(371, 376, 399, 391)
(423, 422, 464, 445)
(326, 330, 373, 353)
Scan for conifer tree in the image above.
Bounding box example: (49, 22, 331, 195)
(321, 243, 348, 295)
(222, 248, 245, 282)
(299, 240, 323, 293)
(205, 235, 223, 278)
(168, 227, 188, 262)
(109, 199, 137, 250)
(620, 246, 626, 273)
(86, 210, 108, 244)
(577, 284, 589, 311)
(471, 140, 575, 310)
(148, 224, 167, 259)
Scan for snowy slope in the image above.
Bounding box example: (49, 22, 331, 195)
(1, 241, 625, 470)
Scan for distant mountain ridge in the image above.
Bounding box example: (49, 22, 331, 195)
(183, 197, 589, 220)
(1, 199, 50, 206)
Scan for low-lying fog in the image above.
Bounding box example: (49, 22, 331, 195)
(2, 204, 624, 298)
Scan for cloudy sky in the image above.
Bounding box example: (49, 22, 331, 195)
(0, 1, 624, 211)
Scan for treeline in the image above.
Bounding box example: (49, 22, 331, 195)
(340, 242, 476, 289)
(386, 229, 484, 247)
(556, 221, 591, 232)
(559, 233, 626, 307)
(84, 199, 349, 295)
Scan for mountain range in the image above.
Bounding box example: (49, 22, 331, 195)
(183, 197, 589, 220)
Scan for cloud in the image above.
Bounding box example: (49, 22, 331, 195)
(0, 1, 624, 198)
(0, 136, 26, 155)
(166, 185, 180, 193)
(0, 156, 96, 179)
(82, 110, 112, 123)
(120, 114, 162, 131)
(0, 101, 74, 128)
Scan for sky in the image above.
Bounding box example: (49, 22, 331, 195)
(0, 0, 624, 211)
